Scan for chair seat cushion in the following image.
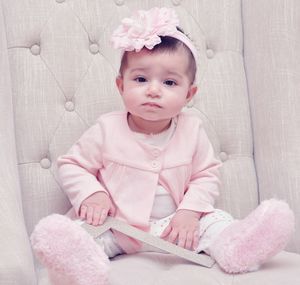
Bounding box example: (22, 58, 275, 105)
(37, 251, 300, 285)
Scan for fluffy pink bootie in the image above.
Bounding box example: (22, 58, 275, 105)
(30, 214, 110, 285)
(209, 199, 295, 274)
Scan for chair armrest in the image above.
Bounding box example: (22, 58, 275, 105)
(0, 2, 36, 284)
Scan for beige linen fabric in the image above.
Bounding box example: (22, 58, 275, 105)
(243, 0, 300, 252)
(37, 251, 300, 285)
(0, 2, 36, 284)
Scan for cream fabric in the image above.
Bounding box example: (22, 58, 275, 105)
(37, 251, 300, 285)
(0, 0, 300, 284)
(0, 2, 36, 284)
(243, 0, 300, 252)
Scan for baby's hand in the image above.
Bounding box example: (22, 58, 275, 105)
(160, 210, 201, 250)
(79, 191, 115, 226)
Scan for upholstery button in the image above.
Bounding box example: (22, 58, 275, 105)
(114, 0, 125, 5)
(172, 0, 181, 5)
(219, 152, 228, 162)
(65, 101, 75, 112)
(30, 44, 40, 55)
(89, 43, 99, 54)
(56, 0, 65, 3)
(206, 49, 214, 59)
(40, 158, 51, 169)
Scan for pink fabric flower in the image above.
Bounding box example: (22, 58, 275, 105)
(111, 7, 179, 52)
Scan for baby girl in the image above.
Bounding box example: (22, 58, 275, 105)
(31, 7, 294, 285)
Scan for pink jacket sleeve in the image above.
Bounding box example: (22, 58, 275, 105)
(177, 126, 221, 213)
(57, 122, 108, 216)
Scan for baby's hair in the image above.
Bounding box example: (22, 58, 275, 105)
(119, 27, 197, 84)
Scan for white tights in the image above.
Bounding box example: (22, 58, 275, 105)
(92, 209, 234, 258)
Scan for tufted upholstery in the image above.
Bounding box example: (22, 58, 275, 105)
(0, 0, 300, 284)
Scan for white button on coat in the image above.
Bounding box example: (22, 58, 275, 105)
(151, 161, 160, 169)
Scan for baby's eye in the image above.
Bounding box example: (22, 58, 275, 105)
(164, 80, 177, 86)
(134, 76, 147, 83)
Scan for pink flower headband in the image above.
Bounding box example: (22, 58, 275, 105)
(111, 7, 197, 63)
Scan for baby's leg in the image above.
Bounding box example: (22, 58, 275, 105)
(195, 209, 235, 254)
(95, 230, 124, 257)
(141, 200, 294, 274)
(139, 210, 234, 253)
(206, 200, 294, 274)
(139, 215, 174, 253)
(75, 219, 124, 258)
(30, 215, 110, 285)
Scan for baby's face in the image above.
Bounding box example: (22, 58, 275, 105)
(116, 48, 197, 123)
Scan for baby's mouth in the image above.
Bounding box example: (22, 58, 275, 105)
(142, 102, 162, 108)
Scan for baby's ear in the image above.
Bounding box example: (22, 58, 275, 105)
(116, 76, 124, 94)
(186, 84, 198, 102)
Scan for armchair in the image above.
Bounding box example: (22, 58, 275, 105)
(1, 0, 299, 284)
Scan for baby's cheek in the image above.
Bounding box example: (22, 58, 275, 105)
(167, 99, 186, 114)
(122, 94, 138, 109)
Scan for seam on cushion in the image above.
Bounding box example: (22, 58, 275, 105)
(225, 154, 255, 160)
(74, 109, 90, 128)
(18, 161, 39, 165)
(39, 54, 68, 100)
(71, 56, 94, 106)
(181, 4, 207, 43)
(240, 0, 260, 204)
(65, 2, 119, 74)
(65, 1, 91, 42)
(38, 5, 56, 44)
(46, 112, 68, 152)
(49, 167, 65, 195)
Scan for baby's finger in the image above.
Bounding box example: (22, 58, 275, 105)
(177, 231, 187, 248)
(79, 204, 87, 220)
(86, 206, 94, 224)
(92, 208, 102, 226)
(99, 208, 109, 225)
(160, 225, 172, 238)
(185, 231, 194, 250)
(168, 229, 179, 244)
(193, 230, 200, 251)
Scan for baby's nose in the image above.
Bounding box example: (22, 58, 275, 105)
(147, 81, 161, 97)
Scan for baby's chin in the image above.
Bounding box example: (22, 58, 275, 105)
(132, 110, 181, 121)
(133, 114, 173, 122)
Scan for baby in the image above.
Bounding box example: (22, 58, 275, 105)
(31, 7, 294, 285)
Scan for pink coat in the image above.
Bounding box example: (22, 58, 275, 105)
(57, 111, 221, 253)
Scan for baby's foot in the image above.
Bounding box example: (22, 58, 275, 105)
(209, 199, 295, 273)
(31, 214, 110, 285)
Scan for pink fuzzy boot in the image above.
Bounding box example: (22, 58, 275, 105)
(30, 214, 110, 285)
(209, 199, 295, 274)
